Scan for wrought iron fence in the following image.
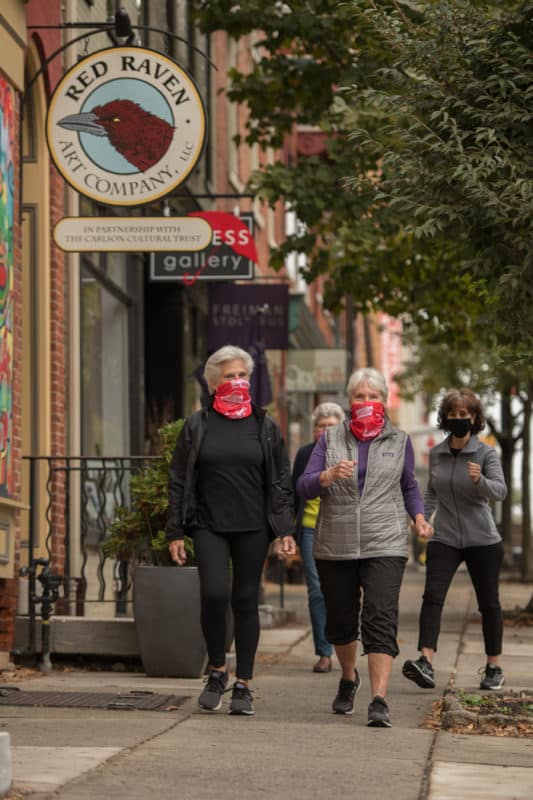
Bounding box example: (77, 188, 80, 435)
(22, 455, 160, 622)
(21, 452, 287, 655)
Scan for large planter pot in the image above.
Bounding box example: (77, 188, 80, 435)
(133, 565, 208, 678)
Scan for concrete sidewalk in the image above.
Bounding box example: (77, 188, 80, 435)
(3, 566, 532, 799)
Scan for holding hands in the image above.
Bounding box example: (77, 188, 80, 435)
(273, 535, 297, 560)
(413, 514, 433, 540)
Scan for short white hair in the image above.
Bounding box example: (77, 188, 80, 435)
(346, 367, 388, 401)
(311, 402, 345, 426)
(204, 346, 254, 391)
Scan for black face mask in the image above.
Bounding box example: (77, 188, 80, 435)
(447, 417, 471, 438)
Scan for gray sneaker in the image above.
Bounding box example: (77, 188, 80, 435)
(402, 655, 435, 689)
(229, 681, 254, 715)
(332, 669, 362, 714)
(479, 664, 505, 690)
(197, 669, 228, 711)
(367, 695, 391, 728)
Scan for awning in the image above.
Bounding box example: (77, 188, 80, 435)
(287, 349, 347, 393)
(289, 295, 328, 349)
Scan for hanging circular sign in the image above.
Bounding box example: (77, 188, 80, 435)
(46, 46, 206, 207)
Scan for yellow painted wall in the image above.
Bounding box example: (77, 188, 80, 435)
(0, 0, 26, 90)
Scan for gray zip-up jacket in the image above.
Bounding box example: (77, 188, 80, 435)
(310, 420, 412, 560)
(425, 435, 506, 548)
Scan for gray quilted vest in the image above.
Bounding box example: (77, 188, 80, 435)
(313, 419, 410, 560)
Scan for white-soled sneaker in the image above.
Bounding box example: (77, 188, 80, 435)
(197, 669, 228, 710)
(332, 669, 362, 714)
(402, 655, 435, 689)
(229, 681, 254, 715)
(367, 695, 392, 728)
(479, 664, 505, 690)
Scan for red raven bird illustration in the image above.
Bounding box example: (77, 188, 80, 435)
(58, 99, 174, 172)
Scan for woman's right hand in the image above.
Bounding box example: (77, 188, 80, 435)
(321, 459, 357, 486)
(330, 460, 357, 481)
(169, 539, 187, 565)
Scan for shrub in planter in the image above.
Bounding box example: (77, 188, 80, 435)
(103, 419, 193, 566)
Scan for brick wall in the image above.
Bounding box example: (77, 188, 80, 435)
(49, 165, 67, 575)
(27, 0, 66, 580)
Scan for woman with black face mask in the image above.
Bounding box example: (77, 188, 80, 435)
(402, 388, 507, 692)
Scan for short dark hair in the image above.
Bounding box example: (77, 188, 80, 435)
(437, 389, 485, 435)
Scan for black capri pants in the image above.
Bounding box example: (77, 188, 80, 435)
(418, 540, 504, 656)
(316, 557, 407, 657)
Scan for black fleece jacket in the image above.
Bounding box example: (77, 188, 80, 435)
(165, 403, 295, 541)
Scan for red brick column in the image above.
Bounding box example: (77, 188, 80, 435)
(49, 164, 67, 576)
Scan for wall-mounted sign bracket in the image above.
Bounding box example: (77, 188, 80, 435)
(25, 9, 216, 103)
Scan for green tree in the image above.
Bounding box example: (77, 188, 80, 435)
(345, 0, 533, 356)
(196, 0, 533, 578)
(196, 1, 531, 342)
(195, 0, 437, 314)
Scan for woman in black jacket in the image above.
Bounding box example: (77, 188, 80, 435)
(166, 345, 296, 716)
(292, 402, 345, 673)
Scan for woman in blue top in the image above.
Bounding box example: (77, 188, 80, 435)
(292, 402, 346, 674)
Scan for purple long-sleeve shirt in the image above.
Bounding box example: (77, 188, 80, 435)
(297, 432, 424, 520)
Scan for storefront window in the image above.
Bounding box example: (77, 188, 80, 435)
(81, 255, 131, 456)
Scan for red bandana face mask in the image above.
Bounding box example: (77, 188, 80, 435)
(350, 401, 385, 440)
(213, 379, 252, 419)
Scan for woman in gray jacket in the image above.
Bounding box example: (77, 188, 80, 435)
(403, 388, 507, 692)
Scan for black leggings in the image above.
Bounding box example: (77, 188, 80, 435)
(193, 527, 270, 680)
(418, 540, 504, 656)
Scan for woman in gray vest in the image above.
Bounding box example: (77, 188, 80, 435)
(297, 367, 432, 727)
(402, 389, 507, 692)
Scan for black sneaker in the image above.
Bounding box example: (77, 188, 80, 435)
(197, 669, 228, 711)
(229, 681, 254, 715)
(367, 695, 391, 728)
(479, 664, 505, 690)
(332, 670, 362, 714)
(402, 655, 435, 689)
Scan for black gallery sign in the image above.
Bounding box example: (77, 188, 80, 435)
(150, 213, 255, 282)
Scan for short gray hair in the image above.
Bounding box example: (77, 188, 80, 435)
(311, 402, 345, 426)
(204, 346, 254, 391)
(346, 367, 388, 401)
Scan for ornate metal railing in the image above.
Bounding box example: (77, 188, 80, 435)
(21, 453, 287, 660)
(22, 455, 160, 621)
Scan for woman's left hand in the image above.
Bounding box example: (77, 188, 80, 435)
(279, 535, 297, 557)
(467, 461, 482, 484)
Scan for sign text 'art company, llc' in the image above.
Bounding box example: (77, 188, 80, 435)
(46, 47, 206, 207)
